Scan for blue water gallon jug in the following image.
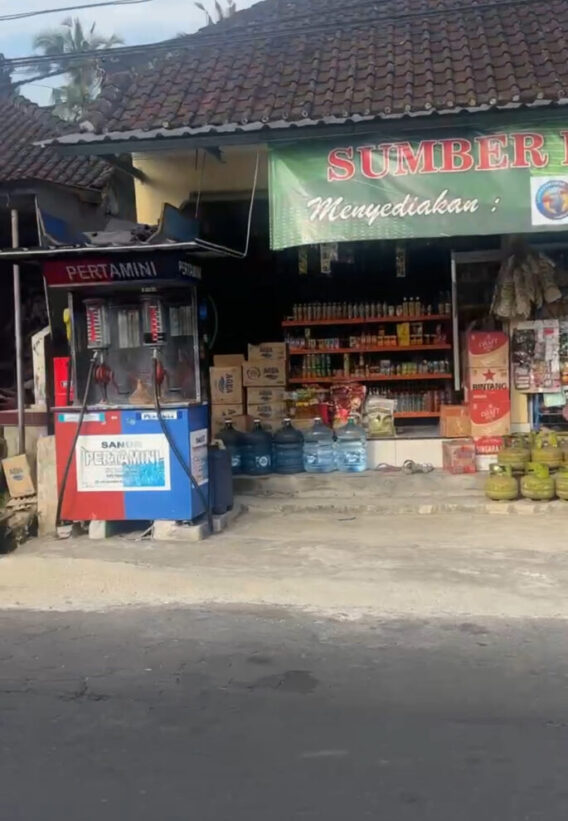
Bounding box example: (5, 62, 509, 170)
(273, 418, 304, 474)
(216, 418, 244, 474)
(242, 419, 273, 475)
(303, 417, 336, 473)
(335, 416, 367, 473)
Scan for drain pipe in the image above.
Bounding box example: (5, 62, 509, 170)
(10, 208, 25, 455)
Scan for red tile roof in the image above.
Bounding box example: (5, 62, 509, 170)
(81, 0, 568, 139)
(0, 91, 110, 189)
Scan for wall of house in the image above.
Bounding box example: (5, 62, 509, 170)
(132, 146, 268, 224)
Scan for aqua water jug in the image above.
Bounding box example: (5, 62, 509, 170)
(303, 417, 335, 473)
(273, 418, 304, 474)
(242, 419, 273, 475)
(216, 419, 244, 474)
(335, 416, 367, 473)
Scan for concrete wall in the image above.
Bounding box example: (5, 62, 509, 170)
(132, 146, 267, 224)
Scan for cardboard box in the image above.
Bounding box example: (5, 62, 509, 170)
(247, 342, 287, 361)
(211, 410, 254, 435)
(469, 390, 511, 437)
(469, 367, 509, 392)
(211, 403, 243, 420)
(242, 359, 286, 387)
(440, 405, 471, 438)
(2, 454, 35, 498)
(209, 366, 243, 404)
(246, 402, 286, 420)
(213, 353, 245, 367)
(474, 436, 505, 454)
(442, 439, 476, 474)
(467, 331, 509, 369)
(246, 386, 286, 404)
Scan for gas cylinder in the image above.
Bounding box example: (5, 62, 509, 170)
(531, 432, 563, 470)
(485, 464, 519, 501)
(521, 463, 555, 501)
(555, 466, 568, 500)
(497, 435, 530, 472)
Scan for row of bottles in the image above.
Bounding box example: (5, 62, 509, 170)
(290, 293, 451, 321)
(366, 386, 453, 412)
(285, 325, 447, 350)
(217, 417, 367, 475)
(295, 354, 451, 379)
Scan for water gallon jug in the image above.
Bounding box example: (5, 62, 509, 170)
(335, 415, 368, 473)
(216, 419, 244, 474)
(273, 418, 304, 474)
(242, 419, 273, 476)
(303, 417, 336, 473)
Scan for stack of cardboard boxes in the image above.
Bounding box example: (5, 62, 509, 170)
(210, 354, 250, 433)
(243, 343, 287, 433)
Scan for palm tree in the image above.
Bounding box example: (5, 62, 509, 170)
(27, 17, 123, 121)
(195, 0, 237, 25)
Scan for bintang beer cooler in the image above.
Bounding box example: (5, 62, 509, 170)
(466, 331, 511, 446)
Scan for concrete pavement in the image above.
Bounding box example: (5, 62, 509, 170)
(1, 510, 568, 619)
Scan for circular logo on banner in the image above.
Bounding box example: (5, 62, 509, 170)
(535, 180, 568, 220)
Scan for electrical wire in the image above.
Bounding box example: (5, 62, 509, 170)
(1, 0, 544, 70)
(152, 354, 214, 533)
(0, 0, 152, 23)
(55, 351, 97, 534)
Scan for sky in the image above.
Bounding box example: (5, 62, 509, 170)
(0, 0, 259, 104)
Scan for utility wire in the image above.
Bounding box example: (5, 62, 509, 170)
(1, 0, 544, 70)
(0, 0, 152, 23)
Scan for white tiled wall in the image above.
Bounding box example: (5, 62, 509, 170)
(367, 438, 444, 468)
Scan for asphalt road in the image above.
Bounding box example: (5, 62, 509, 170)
(1, 607, 568, 820)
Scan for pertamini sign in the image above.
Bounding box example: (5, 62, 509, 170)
(268, 122, 568, 249)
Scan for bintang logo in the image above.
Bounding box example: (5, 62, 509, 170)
(471, 369, 509, 391)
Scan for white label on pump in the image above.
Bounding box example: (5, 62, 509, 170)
(140, 411, 179, 421)
(190, 428, 208, 487)
(58, 413, 104, 423)
(75, 433, 170, 492)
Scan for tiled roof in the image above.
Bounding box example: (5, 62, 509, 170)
(0, 91, 110, 189)
(78, 0, 568, 140)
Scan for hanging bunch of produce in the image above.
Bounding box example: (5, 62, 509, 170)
(491, 238, 562, 319)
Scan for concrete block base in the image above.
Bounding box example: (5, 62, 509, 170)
(152, 518, 210, 542)
(88, 520, 118, 540)
(212, 504, 243, 533)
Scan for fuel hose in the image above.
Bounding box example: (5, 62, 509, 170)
(55, 352, 98, 534)
(152, 355, 213, 533)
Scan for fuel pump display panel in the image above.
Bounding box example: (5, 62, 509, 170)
(72, 288, 201, 406)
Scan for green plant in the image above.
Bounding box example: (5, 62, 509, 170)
(194, 0, 237, 25)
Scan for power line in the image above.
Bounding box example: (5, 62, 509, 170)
(1, 0, 544, 70)
(0, 0, 152, 23)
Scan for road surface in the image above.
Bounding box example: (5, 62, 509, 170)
(1, 606, 567, 820)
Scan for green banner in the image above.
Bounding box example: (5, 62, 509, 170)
(269, 120, 568, 249)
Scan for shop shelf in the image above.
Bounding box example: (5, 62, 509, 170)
(394, 411, 441, 419)
(289, 374, 453, 384)
(282, 314, 451, 327)
(288, 344, 452, 355)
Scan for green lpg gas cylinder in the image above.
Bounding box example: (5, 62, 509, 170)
(497, 435, 530, 472)
(555, 465, 568, 501)
(531, 432, 563, 470)
(485, 464, 519, 501)
(521, 463, 555, 501)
